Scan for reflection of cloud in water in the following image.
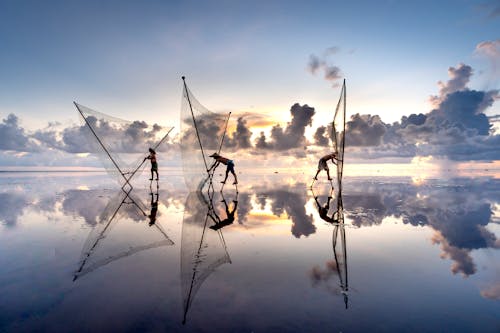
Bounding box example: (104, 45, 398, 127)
(0, 192, 28, 227)
(431, 231, 476, 276)
(480, 283, 500, 300)
(62, 190, 110, 226)
(254, 183, 315, 238)
(309, 260, 341, 294)
(342, 178, 500, 277)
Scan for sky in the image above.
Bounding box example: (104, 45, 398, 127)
(0, 0, 499, 168)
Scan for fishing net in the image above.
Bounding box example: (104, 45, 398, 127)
(331, 80, 346, 203)
(74, 189, 174, 280)
(332, 205, 348, 308)
(180, 80, 231, 191)
(180, 191, 231, 324)
(74, 102, 173, 188)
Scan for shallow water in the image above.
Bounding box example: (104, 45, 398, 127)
(0, 170, 499, 332)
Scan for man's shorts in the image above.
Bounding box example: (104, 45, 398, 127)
(227, 160, 235, 172)
(151, 162, 158, 171)
(318, 159, 328, 171)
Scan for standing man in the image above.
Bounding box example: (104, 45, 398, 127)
(208, 152, 238, 185)
(144, 148, 159, 181)
(313, 152, 337, 181)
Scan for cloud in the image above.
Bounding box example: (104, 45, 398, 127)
(480, 283, 500, 300)
(476, 39, 500, 58)
(255, 103, 315, 153)
(346, 114, 386, 146)
(307, 54, 322, 75)
(429, 63, 473, 106)
(475, 39, 500, 80)
(308, 47, 344, 87)
(0, 114, 39, 152)
(343, 63, 499, 162)
(313, 126, 330, 146)
(224, 117, 253, 150)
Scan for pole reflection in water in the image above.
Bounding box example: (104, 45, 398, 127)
(332, 201, 348, 309)
(181, 188, 235, 324)
(312, 183, 349, 309)
(73, 184, 173, 281)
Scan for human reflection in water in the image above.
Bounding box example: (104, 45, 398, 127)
(73, 187, 173, 281)
(312, 184, 338, 224)
(148, 190, 159, 227)
(181, 190, 233, 324)
(310, 198, 349, 309)
(209, 192, 238, 231)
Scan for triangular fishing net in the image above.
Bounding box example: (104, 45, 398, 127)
(74, 102, 173, 188)
(74, 189, 174, 280)
(180, 191, 231, 324)
(331, 80, 346, 203)
(332, 205, 348, 308)
(180, 80, 230, 191)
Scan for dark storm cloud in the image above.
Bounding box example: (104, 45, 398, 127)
(0, 114, 39, 152)
(255, 103, 315, 152)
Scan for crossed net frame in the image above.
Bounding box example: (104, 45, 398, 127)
(180, 77, 232, 194)
(74, 102, 174, 190)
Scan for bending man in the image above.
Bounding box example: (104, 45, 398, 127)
(208, 152, 238, 185)
(313, 152, 337, 181)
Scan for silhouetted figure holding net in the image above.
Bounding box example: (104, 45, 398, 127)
(144, 148, 159, 181)
(148, 191, 159, 226)
(208, 153, 238, 185)
(314, 195, 338, 224)
(313, 153, 338, 181)
(210, 195, 238, 230)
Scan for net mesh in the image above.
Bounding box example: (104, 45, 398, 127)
(180, 191, 231, 324)
(180, 81, 230, 191)
(331, 80, 346, 203)
(332, 205, 348, 308)
(74, 102, 173, 188)
(74, 189, 174, 280)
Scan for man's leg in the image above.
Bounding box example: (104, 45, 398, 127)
(222, 169, 229, 184)
(313, 169, 320, 180)
(231, 170, 238, 184)
(326, 168, 332, 180)
(150, 169, 154, 180)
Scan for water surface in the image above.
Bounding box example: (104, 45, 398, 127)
(0, 170, 499, 332)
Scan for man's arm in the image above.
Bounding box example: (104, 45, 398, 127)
(208, 160, 220, 172)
